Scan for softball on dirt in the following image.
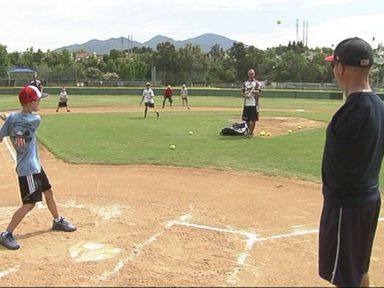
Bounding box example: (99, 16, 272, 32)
(297, 125, 302, 129)
(189, 131, 194, 135)
(288, 129, 293, 134)
(259, 130, 266, 136)
(169, 144, 176, 150)
(266, 132, 271, 137)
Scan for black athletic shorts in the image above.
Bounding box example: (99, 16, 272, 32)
(145, 102, 155, 108)
(58, 101, 68, 107)
(319, 199, 381, 287)
(18, 168, 52, 204)
(242, 106, 259, 121)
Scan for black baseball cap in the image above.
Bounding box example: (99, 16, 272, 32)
(325, 37, 373, 67)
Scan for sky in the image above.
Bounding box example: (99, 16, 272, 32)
(1, 0, 384, 52)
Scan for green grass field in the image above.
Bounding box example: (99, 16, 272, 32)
(36, 111, 325, 180)
(3, 93, 381, 183)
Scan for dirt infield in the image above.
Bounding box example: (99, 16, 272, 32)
(0, 107, 383, 287)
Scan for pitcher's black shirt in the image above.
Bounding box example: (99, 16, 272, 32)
(322, 92, 384, 207)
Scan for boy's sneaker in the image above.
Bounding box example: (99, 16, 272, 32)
(156, 112, 160, 118)
(0, 231, 20, 250)
(52, 217, 77, 232)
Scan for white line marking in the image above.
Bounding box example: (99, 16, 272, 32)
(169, 220, 318, 242)
(168, 220, 256, 239)
(59, 201, 124, 220)
(168, 219, 320, 286)
(255, 229, 318, 242)
(95, 199, 384, 282)
(226, 233, 258, 286)
(36, 202, 45, 209)
(96, 213, 191, 281)
(3, 137, 16, 162)
(224, 217, 384, 285)
(165, 219, 261, 286)
(0, 265, 19, 278)
(0, 206, 19, 218)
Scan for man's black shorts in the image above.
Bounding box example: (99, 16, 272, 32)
(145, 102, 155, 108)
(18, 168, 52, 204)
(242, 106, 259, 121)
(58, 101, 68, 107)
(319, 200, 381, 287)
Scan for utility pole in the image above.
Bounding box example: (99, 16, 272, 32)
(296, 19, 299, 42)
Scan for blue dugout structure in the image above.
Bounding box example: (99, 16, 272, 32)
(7, 67, 36, 86)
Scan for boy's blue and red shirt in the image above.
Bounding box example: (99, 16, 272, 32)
(0, 112, 41, 176)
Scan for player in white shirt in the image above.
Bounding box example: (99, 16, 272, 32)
(180, 84, 190, 109)
(140, 82, 159, 118)
(241, 69, 261, 137)
(56, 87, 70, 112)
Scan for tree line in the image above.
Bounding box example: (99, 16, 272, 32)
(0, 41, 383, 87)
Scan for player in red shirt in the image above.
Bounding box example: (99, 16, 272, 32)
(162, 85, 173, 108)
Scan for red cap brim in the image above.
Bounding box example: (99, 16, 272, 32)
(324, 55, 335, 62)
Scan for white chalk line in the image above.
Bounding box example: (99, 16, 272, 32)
(32, 200, 126, 221)
(95, 212, 322, 285)
(3, 137, 16, 162)
(0, 265, 19, 278)
(58, 200, 125, 220)
(95, 214, 384, 284)
(169, 218, 319, 286)
(170, 220, 258, 285)
(224, 217, 384, 285)
(168, 220, 256, 238)
(96, 213, 191, 281)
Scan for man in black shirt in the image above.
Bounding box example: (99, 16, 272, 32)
(30, 76, 42, 92)
(319, 37, 383, 287)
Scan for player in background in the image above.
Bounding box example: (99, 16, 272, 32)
(180, 84, 190, 109)
(30, 75, 49, 98)
(0, 86, 76, 250)
(241, 69, 261, 137)
(140, 82, 160, 118)
(56, 87, 71, 112)
(29, 76, 42, 91)
(162, 85, 173, 108)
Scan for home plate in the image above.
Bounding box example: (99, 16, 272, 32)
(69, 241, 122, 262)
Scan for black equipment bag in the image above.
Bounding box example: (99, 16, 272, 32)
(220, 122, 249, 136)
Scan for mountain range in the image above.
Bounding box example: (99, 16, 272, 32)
(54, 33, 239, 54)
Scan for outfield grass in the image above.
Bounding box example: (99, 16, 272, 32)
(37, 110, 327, 181)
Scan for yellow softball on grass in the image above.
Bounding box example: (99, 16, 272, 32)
(169, 144, 176, 150)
